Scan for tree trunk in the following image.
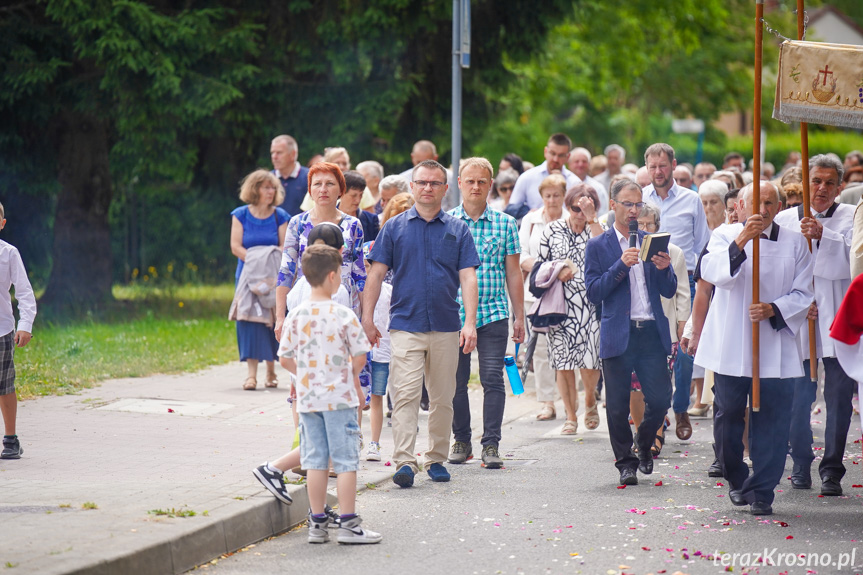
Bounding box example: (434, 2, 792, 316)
(40, 112, 114, 310)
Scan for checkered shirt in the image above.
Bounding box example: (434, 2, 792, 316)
(448, 204, 520, 328)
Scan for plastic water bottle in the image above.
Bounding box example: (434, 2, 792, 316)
(504, 355, 524, 395)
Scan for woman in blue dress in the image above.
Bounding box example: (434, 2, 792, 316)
(230, 169, 289, 390)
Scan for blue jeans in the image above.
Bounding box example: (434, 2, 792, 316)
(603, 321, 672, 472)
(299, 409, 360, 473)
(452, 319, 508, 447)
(371, 361, 390, 396)
(714, 374, 792, 505)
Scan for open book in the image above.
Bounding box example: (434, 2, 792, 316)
(638, 232, 671, 262)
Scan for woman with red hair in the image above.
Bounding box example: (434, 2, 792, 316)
(274, 162, 366, 336)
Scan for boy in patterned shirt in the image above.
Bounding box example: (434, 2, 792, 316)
(279, 244, 381, 545)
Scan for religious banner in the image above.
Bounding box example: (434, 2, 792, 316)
(773, 40, 863, 129)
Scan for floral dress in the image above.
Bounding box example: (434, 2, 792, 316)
(277, 212, 366, 314)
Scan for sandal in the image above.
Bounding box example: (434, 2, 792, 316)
(584, 404, 600, 430)
(265, 373, 278, 388)
(536, 404, 556, 421)
(561, 420, 578, 435)
(651, 416, 670, 458)
(243, 377, 257, 390)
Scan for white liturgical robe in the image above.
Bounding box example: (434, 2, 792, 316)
(774, 203, 854, 359)
(694, 222, 814, 379)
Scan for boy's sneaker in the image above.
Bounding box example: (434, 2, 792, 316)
(366, 441, 382, 461)
(252, 464, 293, 505)
(1, 437, 22, 460)
(324, 505, 341, 528)
(337, 515, 382, 545)
(307, 512, 330, 543)
(481, 444, 503, 469)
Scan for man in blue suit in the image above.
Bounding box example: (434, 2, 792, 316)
(585, 179, 677, 486)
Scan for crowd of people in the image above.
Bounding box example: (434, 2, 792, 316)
(228, 132, 863, 544)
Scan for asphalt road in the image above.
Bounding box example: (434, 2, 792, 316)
(191, 392, 863, 575)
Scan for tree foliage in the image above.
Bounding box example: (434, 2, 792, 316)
(469, 0, 771, 163)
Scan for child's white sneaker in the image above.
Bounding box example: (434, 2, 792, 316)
(366, 441, 381, 461)
(337, 515, 382, 544)
(307, 512, 330, 543)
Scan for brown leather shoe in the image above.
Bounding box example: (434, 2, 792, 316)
(675, 412, 692, 440)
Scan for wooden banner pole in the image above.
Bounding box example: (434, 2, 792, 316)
(752, 0, 764, 412)
(797, 0, 818, 384)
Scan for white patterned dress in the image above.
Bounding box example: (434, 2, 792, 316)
(536, 220, 601, 370)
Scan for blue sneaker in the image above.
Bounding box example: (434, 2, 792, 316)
(392, 465, 415, 488)
(427, 463, 451, 482)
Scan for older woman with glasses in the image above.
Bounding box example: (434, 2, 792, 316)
(536, 183, 604, 434)
(490, 168, 518, 211)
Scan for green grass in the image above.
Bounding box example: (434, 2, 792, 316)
(147, 507, 197, 518)
(16, 284, 238, 399)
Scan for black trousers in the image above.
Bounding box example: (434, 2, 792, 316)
(602, 321, 672, 473)
(714, 374, 792, 505)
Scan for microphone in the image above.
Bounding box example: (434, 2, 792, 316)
(629, 219, 638, 249)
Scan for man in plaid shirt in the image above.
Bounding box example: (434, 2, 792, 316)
(447, 157, 525, 469)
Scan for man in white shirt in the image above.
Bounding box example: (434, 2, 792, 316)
(508, 133, 580, 210)
(568, 147, 609, 216)
(696, 181, 813, 516)
(774, 154, 856, 496)
(642, 143, 711, 441)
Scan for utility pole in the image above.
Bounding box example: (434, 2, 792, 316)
(451, 0, 470, 208)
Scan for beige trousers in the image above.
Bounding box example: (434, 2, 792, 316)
(389, 330, 460, 472)
(532, 332, 559, 403)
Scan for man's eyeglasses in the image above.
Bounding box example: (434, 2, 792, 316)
(619, 201, 645, 209)
(413, 180, 446, 189)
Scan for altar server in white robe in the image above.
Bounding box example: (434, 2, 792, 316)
(774, 154, 855, 496)
(695, 180, 813, 516)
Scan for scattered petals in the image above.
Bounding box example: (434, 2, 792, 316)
(654, 481, 663, 486)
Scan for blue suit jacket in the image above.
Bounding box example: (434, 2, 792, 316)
(584, 227, 678, 359)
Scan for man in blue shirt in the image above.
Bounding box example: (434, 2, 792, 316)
(641, 143, 711, 442)
(271, 135, 309, 218)
(509, 133, 581, 210)
(447, 158, 524, 470)
(363, 160, 480, 488)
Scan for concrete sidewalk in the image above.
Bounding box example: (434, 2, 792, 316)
(0, 362, 539, 574)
